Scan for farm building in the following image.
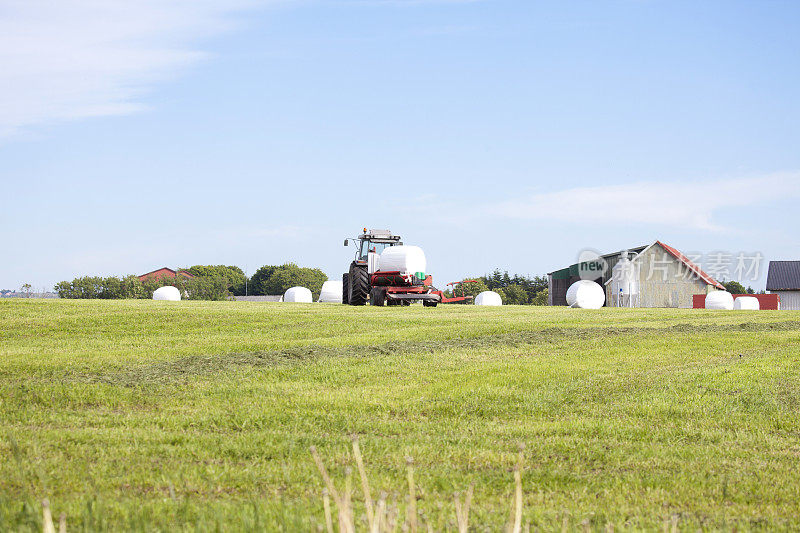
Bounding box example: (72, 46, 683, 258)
(766, 261, 800, 310)
(548, 240, 724, 308)
(138, 267, 194, 282)
(548, 246, 647, 305)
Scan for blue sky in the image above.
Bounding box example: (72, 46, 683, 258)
(2, 0, 799, 291)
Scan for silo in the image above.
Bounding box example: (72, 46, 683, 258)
(610, 252, 639, 307)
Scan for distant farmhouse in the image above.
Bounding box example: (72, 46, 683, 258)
(766, 261, 800, 310)
(138, 268, 194, 282)
(548, 240, 724, 308)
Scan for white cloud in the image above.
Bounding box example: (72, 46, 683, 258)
(0, 0, 264, 140)
(488, 172, 800, 231)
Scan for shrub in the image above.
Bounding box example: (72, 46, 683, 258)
(502, 284, 529, 305)
(722, 280, 747, 294)
(531, 288, 548, 306)
(53, 276, 104, 299)
(250, 263, 328, 300)
(55, 274, 231, 301)
(184, 265, 248, 295)
(452, 270, 549, 305)
(142, 276, 232, 301)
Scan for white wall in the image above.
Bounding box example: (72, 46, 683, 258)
(773, 291, 800, 310)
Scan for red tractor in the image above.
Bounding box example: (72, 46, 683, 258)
(343, 229, 441, 307)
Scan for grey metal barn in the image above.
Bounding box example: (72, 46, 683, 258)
(547, 246, 646, 306)
(766, 261, 800, 310)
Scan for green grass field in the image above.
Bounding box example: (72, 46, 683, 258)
(2, 299, 799, 531)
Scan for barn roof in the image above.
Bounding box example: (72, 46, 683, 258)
(548, 241, 725, 290)
(655, 241, 725, 290)
(138, 267, 194, 279)
(548, 246, 647, 277)
(766, 261, 800, 291)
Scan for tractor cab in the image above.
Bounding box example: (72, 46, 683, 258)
(345, 229, 402, 274)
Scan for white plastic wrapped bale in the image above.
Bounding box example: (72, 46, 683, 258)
(378, 245, 426, 276)
(283, 286, 313, 303)
(475, 291, 502, 306)
(152, 286, 181, 301)
(318, 280, 343, 303)
(566, 280, 605, 309)
(733, 296, 760, 310)
(705, 291, 734, 310)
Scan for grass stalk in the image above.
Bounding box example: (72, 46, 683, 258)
(42, 499, 55, 533)
(342, 467, 354, 533)
(406, 457, 417, 533)
(310, 446, 340, 503)
(352, 435, 374, 526)
(512, 466, 522, 533)
(454, 483, 473, 533)
(370, 492, 387, 533)
(322, 489, 333, 533)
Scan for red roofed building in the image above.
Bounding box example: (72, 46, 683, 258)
(138, 268, 194, 282)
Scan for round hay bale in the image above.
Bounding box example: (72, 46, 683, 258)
(705, 291, 734, 310)
(318, 280, 343, 303)
(378, 245, 427, 276)
(566, 280, 605, 309)
(284, 286, 313, 303)
(152, 286, 181, 301)
(733, 296, 760, 310)
(475, 291, 502, 306)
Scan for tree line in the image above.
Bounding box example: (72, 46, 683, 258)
(54, 263, 328, 300)
(54, 265, 548, 304)
(446, 269, 549, 305)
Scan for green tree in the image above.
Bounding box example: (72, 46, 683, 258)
(249, 263, 327, 300)
(185, 265, 248, 295)
(531, 288, 548, 306)
(249, 265, 278, 296)
(502, 284, 529, 305)
(54, 281, 74, 298)
(467, 270, 549, 305)
(453, 279, 490, 299)
(56, 274, 230, 300)
(142, 276, 231, 301)
(722, 280, 747, 294)
(118, 275, 146, 299)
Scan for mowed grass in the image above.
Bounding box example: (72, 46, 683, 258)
(1, 299, 800, 531)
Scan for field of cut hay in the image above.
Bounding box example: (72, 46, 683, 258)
(1, 299, 799, 531)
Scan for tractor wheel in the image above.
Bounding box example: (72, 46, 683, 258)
(369, 287, 386, 306)
(348, 263, 369, 306)
(423, 300, 437, 307)
(341, 273, 350, 305)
